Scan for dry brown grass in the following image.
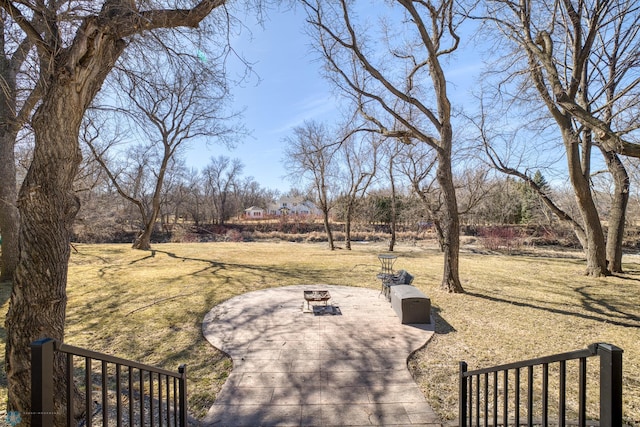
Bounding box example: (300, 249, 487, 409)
(0, 240, 639, 425)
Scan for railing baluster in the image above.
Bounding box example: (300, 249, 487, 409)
(468, 375, 473, 426)
(150, 371, 155, 427)
(102, 361, 108, 427)
(129, 366, 134, 427)
(166, 374, 171, 427)
(86, 357, 92, 427)
(503, 370, 508, 427)
(542, 363, 548, 427)
(484, 373, 489, 427)
(559, 360, 566, 427)
(578, 357, 587, 427)
(492, 371, 498, 427)
(476, 374, 480, 427)
(514, 368, 520, 427)
(159, 373, 163, 427)
(140, 369, 145, 427)
(66, 353, 74, 427)
(527, 366, 533, 427)
(116, 363, 122, 427)
(173, 377, 178, 427)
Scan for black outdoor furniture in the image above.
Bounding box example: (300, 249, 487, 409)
(380, 269, 414, 301)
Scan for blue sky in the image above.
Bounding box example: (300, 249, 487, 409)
(185, 6, 338, 192)
(185, 5, 484, 193)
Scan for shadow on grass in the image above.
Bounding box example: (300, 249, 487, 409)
(575, 285, 640, 324)
(145, 249, 340, 287)
(431, 306, 455, 334)
(465, 290, 640, 329)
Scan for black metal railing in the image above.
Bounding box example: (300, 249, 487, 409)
(459, 343, 623, 427)
(31, 338, 187, 427)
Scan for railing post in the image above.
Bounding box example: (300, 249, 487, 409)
(178, 364, 188, 427)
(31, 338, 55, 427)
(597, 343, 623, 427)
(459, 361, 468, 427)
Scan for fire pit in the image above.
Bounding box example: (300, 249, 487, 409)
(303, 290, 331, 310)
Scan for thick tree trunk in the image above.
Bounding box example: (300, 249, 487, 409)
(435, 145, 463, 293)
(132, 200, 160, 250)
(602, 149, 629, 273)
(563, 129, 608, 276)
(5, 24, 126, 425)
(0, 53, 20, 284)
(3, 1, 224, 422)
(0, 130, 19, 283)
(132, 155, 168, 251)
(132, 224, 154, 250)
(5, 87, 84, 421)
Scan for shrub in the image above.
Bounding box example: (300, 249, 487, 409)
(477, 226, 522, 252)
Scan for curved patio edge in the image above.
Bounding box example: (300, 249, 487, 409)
(201, 284, 440, 426)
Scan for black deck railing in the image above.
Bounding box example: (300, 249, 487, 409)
(459, 343, 623, 427)
(31, 338, 187, 427)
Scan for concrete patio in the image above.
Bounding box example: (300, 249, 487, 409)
(201, 285, 440, 426)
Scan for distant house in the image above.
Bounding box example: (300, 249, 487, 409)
(267, 198, 321, 217)
(244, 206, 265, 218)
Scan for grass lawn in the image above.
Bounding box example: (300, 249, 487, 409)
(0, 240, 639, 425)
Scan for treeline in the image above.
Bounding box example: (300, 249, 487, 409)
(72, 155, 640, 246)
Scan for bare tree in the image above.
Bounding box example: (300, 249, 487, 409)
(1, 0, 232, 419)
(384, 139, 404, 251)
(479, 0, 640, 274)
(283, 120, 338, 250)
(478, 119, 588, 242)
(336, 132, 378, 250)
(182, 168, 206, 226)
(203, 155, 244, 225)
(87, 48, 235, 250)
(395, 141, 440, 239)
(302, 0, 464, 292)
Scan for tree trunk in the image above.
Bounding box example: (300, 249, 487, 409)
(433, 219, 445, 252)
(132, 151, 169, 251)
(563, 129, 608, 276)
(5, 24, 126, 423)
(602, 149, 629, 273)
(322, 207, 335, 250)
(5, 87, 84, 421)
(435, 145, 463, 293)
(345, 203, 353, 250)
(0, 53, 20, 284)
(132, 224, 153, 250)
(0, 129, 19, 283)
(132, 198, 160, 250)
(388, 156, 396, 252)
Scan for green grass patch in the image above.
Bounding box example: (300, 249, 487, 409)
(0, 241, 639, 425)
